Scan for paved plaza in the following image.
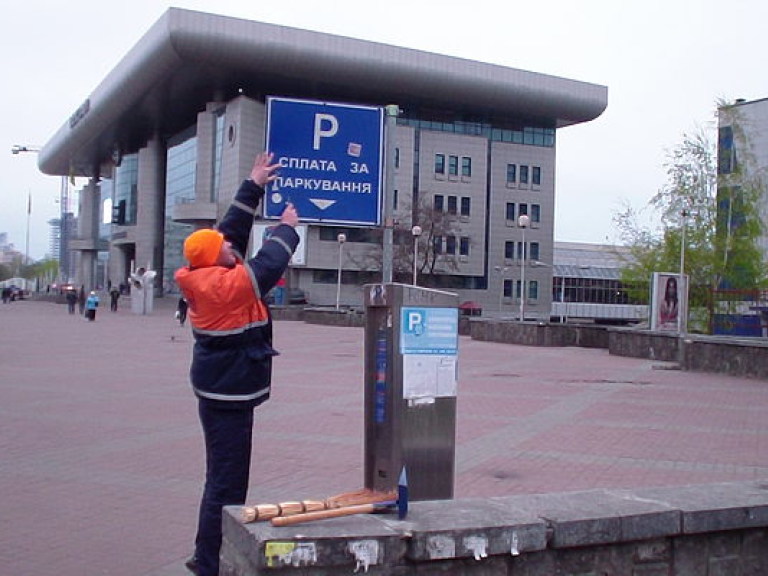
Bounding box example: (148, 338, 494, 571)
(2, 297, 767, 575)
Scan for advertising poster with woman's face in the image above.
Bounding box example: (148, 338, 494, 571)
(651, 272, 684, 331)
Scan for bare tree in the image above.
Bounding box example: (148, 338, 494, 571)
(344, 194, 463, 285)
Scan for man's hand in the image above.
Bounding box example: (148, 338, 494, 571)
(250, 152, 280, 188)
(280, 203, 299, 228)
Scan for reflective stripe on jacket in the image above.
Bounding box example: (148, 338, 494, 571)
(174, 178, 300, 408)
(175, 263, 276, 405)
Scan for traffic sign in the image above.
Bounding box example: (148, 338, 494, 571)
(265, 97, 385, 226)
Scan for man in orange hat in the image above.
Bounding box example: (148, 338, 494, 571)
(175, 152, 299, 576)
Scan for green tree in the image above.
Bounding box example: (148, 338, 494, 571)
(615, 104, 766, 333)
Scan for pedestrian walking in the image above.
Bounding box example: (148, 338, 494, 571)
(176, 296, 188, 327)
(174, 152, 299, 576)
(110, 285, 121, 312)
(85, 291, 100, 321)
(77, 286, 86, 315)
(65, 288, 78, 314)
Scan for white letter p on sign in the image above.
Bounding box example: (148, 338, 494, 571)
(313, 114, 338, 150)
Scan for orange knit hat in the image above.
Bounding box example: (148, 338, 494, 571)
(183, 229, 225, 268)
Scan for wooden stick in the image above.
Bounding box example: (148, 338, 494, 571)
(271, 502, 395, 527)
(240, 500, 326, 523)
(241, 488, 397, 523)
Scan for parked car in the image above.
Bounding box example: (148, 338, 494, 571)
(9, 285, 28, 301)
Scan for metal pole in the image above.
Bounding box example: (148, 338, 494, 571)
(336, 233, 346, 310)
(411, 225, 422, 286)
(678, 209, 687, 336)
(60, 176, 69, 283)
(25, 191, 31, 270)
(382, 105, 399, 284)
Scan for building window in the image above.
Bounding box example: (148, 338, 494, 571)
(435, 154, 445, 174)
(460, 236, 470, 256)
(517, 242, 525, 260)
(446, 235, 457, 254)
(506, 163, 516, 184)
(503, 279, 513, 298)
(434, 195, 444, 212)
(447, 196, 457, 215)
(519, 165, 529, 184)
(448, 155, 459, 176)
(211, 109, 226, 203)
(504, 241, 515, 259)
(395, 147, 400, 169)
(718, 126, 735, 174)
(115, 153, 139, 226)
(433, 236, 443, 254)
(528, 280, 539, 300)
(461, 156, 472, 177)
(531, 204, 540, 223)
(506, 203, 516, 221)
(392, 189, 399, 211)
(519, 203, 528, 217)
(532, 166, 541, 186)
(460, 197, 471, 217)
(530, 242, 540, 261)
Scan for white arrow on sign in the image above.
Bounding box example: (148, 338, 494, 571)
(310, 198, 337, 210)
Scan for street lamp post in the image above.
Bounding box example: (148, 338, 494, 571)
(25, 191, 31, 272)
(518, 214, 530, 321)
(12, 144, 71, 283)
(336, 233, 346, 310)
(411, 225, 422, 286)
(678, 209, 688, 336)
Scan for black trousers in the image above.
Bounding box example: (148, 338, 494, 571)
(195, 401, 254, 576)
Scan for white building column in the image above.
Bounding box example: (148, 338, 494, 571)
(135, 136, 167, 290)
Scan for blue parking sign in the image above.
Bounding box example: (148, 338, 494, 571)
(265, 97, 385, 226)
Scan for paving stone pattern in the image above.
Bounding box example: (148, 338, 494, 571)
(1, 298, 767, 575)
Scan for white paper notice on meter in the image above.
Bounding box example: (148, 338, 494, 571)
(403, 355, 457, 404)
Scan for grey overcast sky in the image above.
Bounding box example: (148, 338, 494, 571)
(2, 0, 767, 260)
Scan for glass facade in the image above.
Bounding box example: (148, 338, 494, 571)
(211, 108, 226, 202)
(114, 154, 139, 226)
(553, 276, 632, 305)
(163, 126, 197, 293)
(400, 117, 555, 148)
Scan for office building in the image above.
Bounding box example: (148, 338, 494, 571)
(38, 8, 607, 315)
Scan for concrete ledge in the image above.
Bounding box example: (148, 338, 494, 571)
(468, 319, 609, 348)
(268, 306, 305, 322)
(682, 335, 768, 379)
(302, 307, 366, 328)
(609, 329, 768, 379)
(608, 328, 680, 361)
(221, 481, 768, 575)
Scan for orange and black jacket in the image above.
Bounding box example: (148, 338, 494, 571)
(175, 179, 299, 408)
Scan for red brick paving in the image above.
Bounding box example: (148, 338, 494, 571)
(1, 297, 767, 575)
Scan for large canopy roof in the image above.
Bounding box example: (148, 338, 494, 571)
(39, 8, 607, 177)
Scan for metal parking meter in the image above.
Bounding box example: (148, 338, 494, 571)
(363, 283, 459, 501)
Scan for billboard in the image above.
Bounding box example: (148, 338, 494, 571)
(650, 272, 687, 332)
(250, 224, 308, 267)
